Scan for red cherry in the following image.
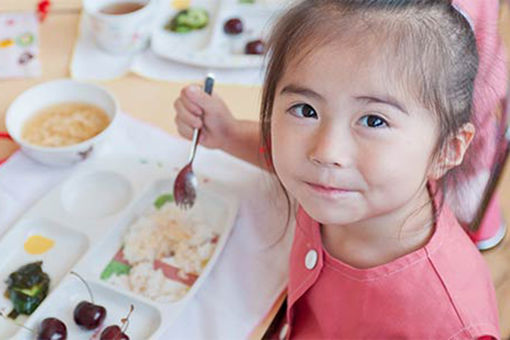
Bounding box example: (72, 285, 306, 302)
(0, 312, 67, 340)
(100, 304, 134, 340)
(37, 317, 67, 340)
(224, 18, 243, 35)
(245, 39, 265, 55)
(71, 272, 107, 330)
(73, 301, 106, 330)
(100, 325, 129, 340)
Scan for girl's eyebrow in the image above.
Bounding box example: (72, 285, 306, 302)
(279, 86, 408, 115)
(356, 95, 409, 115)
(280, 84, 324, 101)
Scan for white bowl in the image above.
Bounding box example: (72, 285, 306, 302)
(5, 79, 119, 166)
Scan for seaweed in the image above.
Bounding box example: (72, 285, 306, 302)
(5, 261, 50, 319)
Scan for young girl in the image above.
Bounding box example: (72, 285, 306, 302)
(174, 0, 500, 338)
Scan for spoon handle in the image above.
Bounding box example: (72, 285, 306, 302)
(204, 73, 215, 95)
(189, 128, 201, 163)
(188, 74, 215, 163)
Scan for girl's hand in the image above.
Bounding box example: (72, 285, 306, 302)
(174, 84, 237, 150)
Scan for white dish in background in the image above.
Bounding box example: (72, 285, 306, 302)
(0, 156, 239, 340)
(151, 0, 284, 69)
(83, 0, 161, 54)
(5, 79, 119, 167)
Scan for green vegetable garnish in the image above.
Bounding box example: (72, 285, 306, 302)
(173, 25, 193, 33)
(154, 193, 174, 209)
(5, 261, 50, 319)
(166, 8, 209, 33)
(100, 260, 131, 280)
(16, 284, 44, 297)
(239, 0, 256, 3)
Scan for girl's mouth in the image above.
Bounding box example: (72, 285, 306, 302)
(305, 181, 355, 197)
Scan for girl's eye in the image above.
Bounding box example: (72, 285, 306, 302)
(359, 114, 388, 128)
(288, 104, 318, 119)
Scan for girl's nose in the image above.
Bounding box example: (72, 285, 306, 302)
(307, 124, 352, 168)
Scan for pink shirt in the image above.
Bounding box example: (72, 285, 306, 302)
(285, 204, 500, 339)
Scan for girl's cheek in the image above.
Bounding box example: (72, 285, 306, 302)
(357, 141, 406, 177)
(271, 137, 292, 174)
(270, 119, 288, 173)
(271, 133, 302, 187)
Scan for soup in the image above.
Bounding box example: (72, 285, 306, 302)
(22, 102, 110, 147)
(100, 2, 146, 15)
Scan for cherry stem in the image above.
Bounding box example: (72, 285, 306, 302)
(0, 310, 36, 334)
(70, 271, 95, 304)
(120, 304, 134, 334)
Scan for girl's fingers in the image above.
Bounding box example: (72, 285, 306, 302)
(184, 85, 219, 110)
(179, 94, 203, 116)
(177, 120, 209, 144)
(176, 119, 195, 140)
(174, 99, 203, 129)
(183, 85, 228, 121)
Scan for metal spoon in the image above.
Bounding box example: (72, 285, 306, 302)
(173, 74, 214, 209)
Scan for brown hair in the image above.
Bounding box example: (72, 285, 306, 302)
(260, 0, 479, 219)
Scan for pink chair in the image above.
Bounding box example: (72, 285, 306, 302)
(468, 86, 510, 250)
(450, 0, 509, 250)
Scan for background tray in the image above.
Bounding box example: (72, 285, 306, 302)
(151, 0, 285, 69)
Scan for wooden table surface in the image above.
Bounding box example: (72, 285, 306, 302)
(1, 1, 510, 338)
(0, 0, 261, 161)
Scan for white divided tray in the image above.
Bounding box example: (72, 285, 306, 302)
(151, 0, 285, 69)
(0, 156, 239, 339)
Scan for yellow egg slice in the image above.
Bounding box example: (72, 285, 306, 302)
(172, 0, 190, 10)
(24, 235, 55, 255)
(0, 39, 14, 48)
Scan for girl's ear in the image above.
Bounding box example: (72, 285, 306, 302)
(429, 123, 475, 180)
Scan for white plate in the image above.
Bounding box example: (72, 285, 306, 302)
(150, 0, 284, 69)
(0, 156, 239, 339)
(24, 279, 162, 340)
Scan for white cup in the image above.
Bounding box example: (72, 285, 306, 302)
(83, 0, 159, 54)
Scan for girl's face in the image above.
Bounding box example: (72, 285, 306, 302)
(271, 42, 440, 228)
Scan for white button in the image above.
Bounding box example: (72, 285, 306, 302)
(279, 323, 289, 340)
(305, 249, 318, 270)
